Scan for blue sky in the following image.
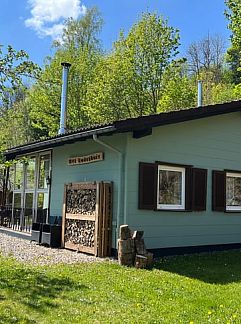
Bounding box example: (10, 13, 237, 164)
(0, 0, 230, 67)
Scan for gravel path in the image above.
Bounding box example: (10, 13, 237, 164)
(0, 231, 107, 266)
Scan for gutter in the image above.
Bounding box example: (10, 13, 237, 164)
(5, 126, 116, 159)
(92, 134, 124, 246)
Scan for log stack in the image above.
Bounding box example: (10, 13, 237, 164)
(66, 188, 96, 215)
(118, 225, 135, 266)
(65, 219, 95, 248)
(62, 182, 113, 257)
(118, 225, 154, 268)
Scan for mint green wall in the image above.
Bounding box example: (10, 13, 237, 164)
(50, 112, 241, 251)
(50, 134, 127, 248)
(124, 112, 241, 249)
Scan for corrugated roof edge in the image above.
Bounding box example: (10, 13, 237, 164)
(5, 125, 116, 159)
(4, 99, 241, 159)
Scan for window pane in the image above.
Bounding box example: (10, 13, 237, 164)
(13, 193, 21, 209)
(24, 193, 33, 229)
(159, 170, 182, 205)
(38, 154, 50, 189)
(25, 192, 33, 209)
(36, 192, 48, 223)
(7, 166, 14, 206)
(13, 193, 22, 228)
(37, 192, 49, 209)
(26, 158, 36, 189)
(14, 162, 24, 190)
(9, 166, 15, 191)
(24, 193, 33, 217)
(226, 176, 241, 207)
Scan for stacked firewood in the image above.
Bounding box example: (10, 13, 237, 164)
(65, 219, 95, 247)
(66, 189, 96, 214)
(118, 225, 153, 268)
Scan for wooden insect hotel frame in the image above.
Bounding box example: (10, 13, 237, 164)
(62, 181, 113, 257)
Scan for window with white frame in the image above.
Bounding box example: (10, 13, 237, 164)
(12, 152, 51, 227)
(157, 165, 185, 210)
(226, 172, 241, 211)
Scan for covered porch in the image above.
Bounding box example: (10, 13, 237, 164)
(0, 151, 51, 233)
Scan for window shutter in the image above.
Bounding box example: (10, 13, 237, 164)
(139, 162, 157, 210)
(192, 168, 208, 211)
(185, 167, 193, 211)
(212, 170, 226, 211)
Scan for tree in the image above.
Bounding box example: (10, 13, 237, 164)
(187, 34, 226, 83)
(0, 98, 32, 149)
(225, 0, 241, 84)
(27, 7, 103, 139)
(121, 12, 180, 115)
(0, 46, 39, 149)
(85, 52, 135, 124)
(54, 7, 103, 53)
(86, 12, 181, 123)
(0, 45, 39, 105)
(158, 63, 196, 111)
(185, 34, 238, 105)
(207, 82, 239, 104)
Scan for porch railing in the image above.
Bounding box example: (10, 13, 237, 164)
(0, 206, 33, 233)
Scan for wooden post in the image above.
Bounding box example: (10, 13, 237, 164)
(61, 184, 67, 248)
(94, 182, 100, 256)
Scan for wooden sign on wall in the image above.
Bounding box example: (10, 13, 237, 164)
(68, 152, 104, 166)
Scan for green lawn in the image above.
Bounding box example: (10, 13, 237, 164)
(1, 250, 241, 323)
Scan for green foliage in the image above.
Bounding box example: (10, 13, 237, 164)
(0, 45, 39, 152)
(0, 98, 33, 149)
(121, 12, 180, 114)
(2, 7, 241, 149)
(0, 45, 40, 104)
(1, 250, 241, 322)
(225, 0, 241, 48)
(225, 0, 241, 83)
(28, 8, 103, 139)
(54, 7, 103, 53)
(86, 12, 181, 124)
(86, 50, 136, 124)
(206, 82, 240, 104)
(158, 64, 196, 111)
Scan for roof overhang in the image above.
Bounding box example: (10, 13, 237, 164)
(4, 100, 241, 160)
(5, 126, 116, 160)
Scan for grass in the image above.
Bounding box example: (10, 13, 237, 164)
(1, 250, 241, 323)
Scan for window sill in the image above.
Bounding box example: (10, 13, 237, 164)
(155, 208, 188, 212)
(225, 209, 241, 213)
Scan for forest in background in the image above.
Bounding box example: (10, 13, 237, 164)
(0, 0, 241, 151)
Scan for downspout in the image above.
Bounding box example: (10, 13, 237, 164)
(92, 134, 124, 245)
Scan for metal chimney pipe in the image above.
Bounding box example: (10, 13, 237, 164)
(58, 62, 71, 135)
(197, 80, 202, 107)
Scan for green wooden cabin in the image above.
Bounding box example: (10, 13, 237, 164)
(4, 100, 241, 255)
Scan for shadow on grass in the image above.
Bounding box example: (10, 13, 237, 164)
(0, 261, 88, 313)
(152, 249, 241, 284)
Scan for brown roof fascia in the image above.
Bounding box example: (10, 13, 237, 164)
(114, 100, 241, 132)
(4, 100, 241, 160)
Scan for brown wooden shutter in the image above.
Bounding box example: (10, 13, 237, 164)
(192, 168, 208, 211)
(212, 170, 226, 211)
(185, 167, 193, 211)
(139, 162, 157, 210)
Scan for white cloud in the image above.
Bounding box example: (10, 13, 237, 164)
(25, 0, 86, 39)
